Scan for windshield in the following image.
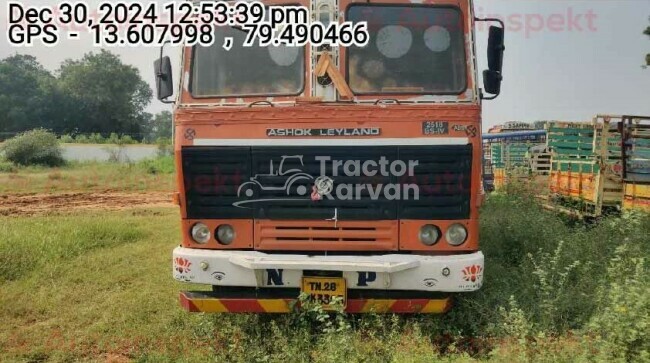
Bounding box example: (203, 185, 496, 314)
(191, 27, 304, 97)
(346, 5, 466, 95)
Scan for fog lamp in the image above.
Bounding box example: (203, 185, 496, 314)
(419, 224, 441, 246)
(191, 223, 211, 244)
(445, 224, 468, 246)
(216, 224, 235, 245)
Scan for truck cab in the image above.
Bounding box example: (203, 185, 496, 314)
(156, 0, 504, 313)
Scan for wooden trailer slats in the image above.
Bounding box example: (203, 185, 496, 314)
(622, 116, 650, 212)
(546, 116, 625, 217)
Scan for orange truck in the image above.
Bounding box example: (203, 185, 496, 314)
(155, 0, 504, 313)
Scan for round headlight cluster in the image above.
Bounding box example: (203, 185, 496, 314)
(216, 224, 235, 245)
(419, 224, 441, 246)
(445, 223, 468, 246)
(190, 223, 211, 244)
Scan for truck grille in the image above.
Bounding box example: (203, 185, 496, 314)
(182, 145, 472, 220)
(182, 147, 252, 219)
(254, 220, 398, 250)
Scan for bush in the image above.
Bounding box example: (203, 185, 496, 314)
(0, 159, 17, 172)
(103, 133, 138, 145)
(138, 155, 174, 174)
(88, 133, 105, 144)
(586, 245, 650, 362)
(120, 134, 136, 144)
(74, 134, 89, 143)
(155, 137, 173, 157)
(0, 129, 64, 167)
(59, 133, 140, 145)
(107, 132, 120, 144)
(59, 134, 74, 143)
(433, 193, 650, 340)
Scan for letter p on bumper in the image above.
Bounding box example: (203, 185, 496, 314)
(357, 271, 377, 287)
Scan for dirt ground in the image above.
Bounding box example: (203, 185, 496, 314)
(0, 191, 174, 216)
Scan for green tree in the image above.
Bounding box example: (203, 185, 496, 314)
(144, 111, 173, 142)
(57, 50, 152, 137)
(0, 55, 59, 136)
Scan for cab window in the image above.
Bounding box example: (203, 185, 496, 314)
(346, 5, 467, 94)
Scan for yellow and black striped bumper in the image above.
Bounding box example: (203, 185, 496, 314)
(180, 291, 452, 313)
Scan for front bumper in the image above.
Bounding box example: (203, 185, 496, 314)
(173, 247, 484, 293)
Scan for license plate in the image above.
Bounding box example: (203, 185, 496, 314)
(301, 277, 347, 309)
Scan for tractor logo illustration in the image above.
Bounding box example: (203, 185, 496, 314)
(236, 155, 315, 200)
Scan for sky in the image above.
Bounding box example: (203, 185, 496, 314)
(1, 0, 649, 130)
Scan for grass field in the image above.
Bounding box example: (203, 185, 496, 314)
(0, 157, 175, 195)
(0, 162, 648, 362)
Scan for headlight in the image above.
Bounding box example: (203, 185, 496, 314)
(216, 224, 235, 245)
(190, 223, 211, 244)
(419, 224, 441, 246)
(445, 224, 468, 246)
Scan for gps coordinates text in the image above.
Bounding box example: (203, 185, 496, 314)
(6, 1, 369, 49)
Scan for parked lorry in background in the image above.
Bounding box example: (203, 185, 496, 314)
(620, 115, 650, 212)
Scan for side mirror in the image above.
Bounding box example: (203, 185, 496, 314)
(487, 26, 505, 73)
(154, 56, 173, 102)
(483, 70, 502, 95)
(476, 20, 505, 100)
